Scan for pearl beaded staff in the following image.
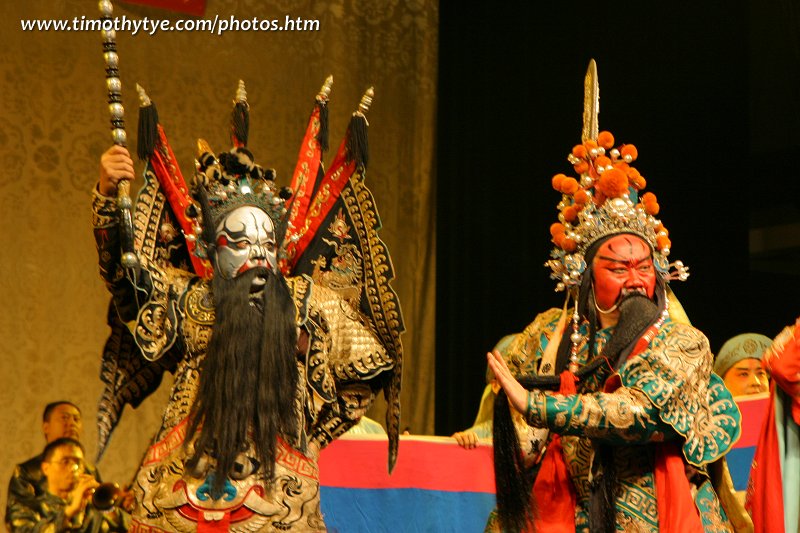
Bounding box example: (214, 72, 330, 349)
(99, 0, 139, 269)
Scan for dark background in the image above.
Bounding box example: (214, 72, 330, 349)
(435, 1, 800, 435)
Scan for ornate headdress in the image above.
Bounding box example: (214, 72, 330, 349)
(121, 77, 404, 473)
(546, 61, 689, 293)
(192, 85, 288, 228)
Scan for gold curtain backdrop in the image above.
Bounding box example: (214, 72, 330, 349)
(0, 0, 437, 519)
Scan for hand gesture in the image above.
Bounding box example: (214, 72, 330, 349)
(64, 474, 100, 520)
(487, 349, 528, 414)
(99, 145, 135, 196)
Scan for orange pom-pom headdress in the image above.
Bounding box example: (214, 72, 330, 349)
(545, 61, 689, 293)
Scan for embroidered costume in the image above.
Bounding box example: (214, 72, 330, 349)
(489, 61, 751, 533)
(92, 79, 403, 532)
(746, 319, 800, 533)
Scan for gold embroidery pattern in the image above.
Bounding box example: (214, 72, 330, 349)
(91, 190, 118, 228)
(506, 308, 562, 375)
(616, 514, 653, 533)
(184, 278, 214, 326)
(285, 275, 313, 326)
(305, 317, 336, 404)
(340, 171, 404, 462)
(131, 167, 168, 262)
(133, 263, 190, 362)
(577, 388, 659, 440)
(621, 322, 740, 464)
(561, 435, 592, 501)
(696, 480, 735, 533)
(157, 356, 202, 438)
(309, 284, 394, 381)
(615, 447, 658, 527)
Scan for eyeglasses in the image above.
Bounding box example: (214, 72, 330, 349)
(46, 457, 84, 470)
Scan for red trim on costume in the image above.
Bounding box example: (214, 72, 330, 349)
(282, 138, 356, 273)
(654, 443, 704, 533)
(143, 418, 188, 465)
(746, 382, 785, 533)
(531, 436, 576, 533)
(630, 322, 660, 359)
(275, 436, 319, 479)
(149, 126, 213, 278)
(281, 105, 324, 275)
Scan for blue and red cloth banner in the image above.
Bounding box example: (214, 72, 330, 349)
(319, 435, 496, 532)
(727, 393, 769, 491)
(317, 396, 768, 531)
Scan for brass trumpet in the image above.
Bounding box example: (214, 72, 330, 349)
(91, 482, 122, 510)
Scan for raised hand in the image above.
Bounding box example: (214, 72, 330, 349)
(486, 349, 528, 414)
(99, 145, 135, 196)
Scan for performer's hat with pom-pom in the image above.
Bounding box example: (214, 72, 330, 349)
(546, 61, 689, 293)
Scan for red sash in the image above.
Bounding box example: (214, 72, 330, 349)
(746, 382, 785, 533)
(654, 442, 704, 533)
(531, 371, 578, 532)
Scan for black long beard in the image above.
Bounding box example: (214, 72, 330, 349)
(186, 267, 299, 497)
(493, 276, 665, 533)
(586, 292, 659, 533)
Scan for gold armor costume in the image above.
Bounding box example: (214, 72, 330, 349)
(92, 80, 403, 532)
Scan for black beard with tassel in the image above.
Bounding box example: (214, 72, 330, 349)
(492, 287, 662, 532)
(186, 266, 299, 498)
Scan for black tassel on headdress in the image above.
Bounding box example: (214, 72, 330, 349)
(194, 185, 219, 259)
(230, 80, 250, 147)
(136, 92, 159, 161)
(231, 100, 249, 147)
(345, 87, 373, 169)
(345, 112, 369, 169)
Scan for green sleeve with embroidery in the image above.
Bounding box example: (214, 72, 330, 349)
(525, 321, 741, 465)
(525, 386, 679, 444)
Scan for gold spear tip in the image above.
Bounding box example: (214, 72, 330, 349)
(235, 80, 248, 106)
(135, 83, 151, 107)
(317, 75, 333, 101)
(358, 86, 375, 115)
(196, 139, 214, 157)
(581, 59, 600, 143)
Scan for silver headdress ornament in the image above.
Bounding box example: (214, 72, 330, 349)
(546, 60, 690, 293)
(189, 81, 292, 259)
(194, 139, 289, 229)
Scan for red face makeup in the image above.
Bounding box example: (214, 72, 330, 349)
(592, 235, 656, 312)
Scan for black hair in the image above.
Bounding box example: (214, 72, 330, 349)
(42, 437, 84, 462)
(42, 401, 80, 423)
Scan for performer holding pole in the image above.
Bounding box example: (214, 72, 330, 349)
(98, 0, 138, 270)
(90, 3, 404, 529)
